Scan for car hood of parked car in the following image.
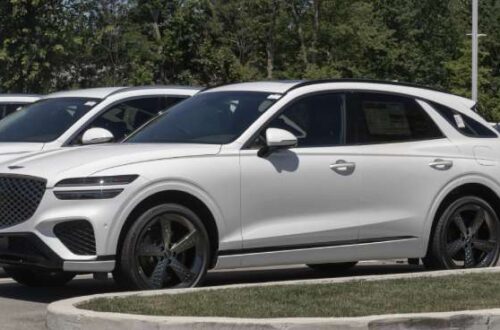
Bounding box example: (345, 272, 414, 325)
(0, 143, 221, 186)
(0, 142, 45, 164)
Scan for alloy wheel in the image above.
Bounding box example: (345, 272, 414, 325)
(134, 212, 207, 289)
(444, 202, 499, 268)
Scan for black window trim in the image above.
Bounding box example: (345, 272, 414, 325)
(242, 89, 447, 150)
(63, 94, 189, 147)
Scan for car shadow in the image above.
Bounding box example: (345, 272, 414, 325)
(0, 277, 120, 304)
(0, 263, 424, 304)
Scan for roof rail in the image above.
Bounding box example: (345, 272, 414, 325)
(107, 85, 202, 97)
(285, 78, 452, 95)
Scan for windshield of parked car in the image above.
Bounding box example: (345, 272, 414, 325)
(127, 91, 278, 144)
(0, 97, 100, 143)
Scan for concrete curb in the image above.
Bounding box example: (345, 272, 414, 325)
(47, 266, 500, 330)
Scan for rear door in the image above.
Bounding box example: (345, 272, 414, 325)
(345, 92, 465, 241)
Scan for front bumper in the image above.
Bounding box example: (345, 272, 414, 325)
(0, 233, 62, 270)
(0, 232, 115, 272)
(0, 175, 148, 273)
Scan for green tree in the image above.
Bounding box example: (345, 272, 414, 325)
(0, 0, 499, 120)
(0, 0, 78, 92)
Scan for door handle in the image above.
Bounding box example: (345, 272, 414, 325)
(429, 159, 453, 170)
(330, 160, 356, 175)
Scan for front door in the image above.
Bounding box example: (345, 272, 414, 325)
(240, 92, 362, 252)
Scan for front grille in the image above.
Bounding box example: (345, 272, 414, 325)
(54, 220, 96, 255)
(0, 175, 46, 229)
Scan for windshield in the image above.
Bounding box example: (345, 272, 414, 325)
(127, 91, 278, 144)
(0, 97, 100, 143)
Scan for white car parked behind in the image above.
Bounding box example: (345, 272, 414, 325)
(0, 86, 200, 163)
(0, 80, 499, 290)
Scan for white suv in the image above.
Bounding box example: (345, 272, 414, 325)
(0, 94, 40, 119)
(0, 86, 200, 163)
(0, 80, 499, 289)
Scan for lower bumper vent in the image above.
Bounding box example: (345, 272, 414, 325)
(54, 220, 96, 255)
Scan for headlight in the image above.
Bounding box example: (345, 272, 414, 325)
(54, 189, 123, 200)
(53, 175, 138, 200)
(55, 175, 138, 187)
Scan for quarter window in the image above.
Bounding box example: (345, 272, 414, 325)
(347, 93, 444, 144)
(264, 93, 345, 148)
(430, 102, 497, 138)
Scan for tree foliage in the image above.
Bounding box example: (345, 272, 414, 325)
(0, 0, 499, 119)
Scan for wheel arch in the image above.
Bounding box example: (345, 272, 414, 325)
(422, 175, 500, 255)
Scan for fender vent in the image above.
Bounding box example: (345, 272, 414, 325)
(54, 220, 96, 255)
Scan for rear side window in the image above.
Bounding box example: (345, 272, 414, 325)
(430, 102, 497, 138)
(347, 93, 444, 144)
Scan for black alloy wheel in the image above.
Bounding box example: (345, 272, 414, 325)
(115, 204, 210, 290)
(425, 196, 500, 269)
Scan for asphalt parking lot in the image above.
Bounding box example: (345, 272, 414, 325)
(0, 261, 424, 330)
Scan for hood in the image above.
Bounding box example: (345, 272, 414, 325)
(0, 143, 44, 164)
(0, 143, 221, 185)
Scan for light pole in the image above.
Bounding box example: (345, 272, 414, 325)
(470, 0, 487, 103)
(471, 0, 478, 102)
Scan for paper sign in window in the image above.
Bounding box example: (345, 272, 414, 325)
(363, 101, 411, 136)
(453, 114, 466, 128)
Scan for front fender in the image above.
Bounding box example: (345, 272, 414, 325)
(105, 178, 229, 256)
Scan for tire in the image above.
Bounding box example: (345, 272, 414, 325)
(424, 196, 500, 270)
(307, 261, 358, 272)
(113, 203, 210, 290)
(4, 267, 75, 287)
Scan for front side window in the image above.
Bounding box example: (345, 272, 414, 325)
(347, 93, 444, 144)
(0, 98, 99, 143)
(260, 93, 345, 148)
(127, 92, 278, 144)
(71, 96, 186, 144)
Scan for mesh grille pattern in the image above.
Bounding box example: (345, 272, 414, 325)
(0, 175, 46, 229)
(54, 220, 96, 255)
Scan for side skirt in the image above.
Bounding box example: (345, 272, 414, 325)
(214, 236, 421, 270)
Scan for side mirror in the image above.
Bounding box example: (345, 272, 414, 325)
(258, 128, 297, 158)
(81, 127, 114, 145)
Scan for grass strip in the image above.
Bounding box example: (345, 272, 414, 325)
(81, 273, 500, 318)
